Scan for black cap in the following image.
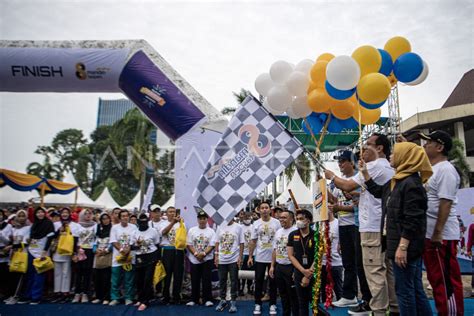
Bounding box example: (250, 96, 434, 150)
(334, 150, 355, 162)
(197, 209, 209, 218)
(419, 130, 453, 152)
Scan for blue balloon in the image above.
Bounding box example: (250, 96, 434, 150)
(378, 49, 393, 76)
(393, 52, 423, 83)
(325, 81, 356, 100)
(359, 98, 386, 110)
(301, 113, 323, 135)
(327, 115, 344, 133)
(339, 117, 359, 129)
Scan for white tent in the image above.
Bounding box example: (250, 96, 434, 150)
(94, 187, 120, 210)
(121, 190, 141, 212)
(43, 172, 103, 208)
(0, 185, 39, 204)
(162, 193, 175, 209)
(275, 172, 313, 206)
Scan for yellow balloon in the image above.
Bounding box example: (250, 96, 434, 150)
(351, 45, 382, 78)
(316, 53, 335, 63)
(353, 104, 381, 125)
(357, 73, 391, 105)
(384, 36, 412, 61)
(388, 72, 398, 87)
(307, 89, 331, 113)
(331, 99, 355, 120)
(309, 61, 328, 89)
(307, 80, 318, 94)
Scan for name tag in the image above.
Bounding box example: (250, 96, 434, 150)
(302, 255, 308, 265)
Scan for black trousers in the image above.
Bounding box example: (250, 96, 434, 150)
(93, 267, 111, 301)
(255, 262, 277, 305)
(355, 231, 372, 302)
(136, 263, 155, 305)
(161, 248, 184, 301)
(190, 260, 213, 303)
(75, 249, 94, 295)
(275, 263, 298, 316)
(339, 225, 358, 299)
(295, 277, 313, 316)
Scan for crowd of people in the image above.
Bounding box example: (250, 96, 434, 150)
(0, 130, 468, 316)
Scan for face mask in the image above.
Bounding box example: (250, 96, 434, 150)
(138, 220, 148, 231)
(243, 219, 251, 225)
(296, 220, 306, 229)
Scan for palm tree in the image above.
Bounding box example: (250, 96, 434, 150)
(26, 158, 62, 180)
(448, 139, 471, 187)
(232, 88, 251, 104)
(284, 153, 314, 187)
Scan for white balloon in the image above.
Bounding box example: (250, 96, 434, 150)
(266, 85, 292, 112)
(291, 96, 312, 118)
(406, 60, 429, 86)
(269, 60, 294, 84)
(286, 100, 300, 119)
(295, 59, 314, 74)
(286, 71, 310, 97)
(263, 99, 285, 115)
(254, 73, 275, 96)
(326, 55, 361, 90)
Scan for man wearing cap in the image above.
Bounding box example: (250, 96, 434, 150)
(419, 130, 464, 315)
(330, 151, 371, 309)
(324, 134, 398, 316)
(186, 210, 216, 307)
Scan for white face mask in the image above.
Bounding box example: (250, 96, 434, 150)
(243, 219, 252, 225)
(296, 220, 306, 229)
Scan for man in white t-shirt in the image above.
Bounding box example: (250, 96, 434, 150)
(109, 209, 138, 306)
(269, 209, 297, 316)
(239, 210, 254, 296)
(325, 134, 398, 316)
(248, 202, 281, 315)
(214, 218, 244, 313)
(186, 210, 216, 307)
(419, 130, 464, 315)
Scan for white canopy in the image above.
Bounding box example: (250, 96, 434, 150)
(0, 185, 39, 204)
(162, 193, 175, 209)
(275, 171, 313, 205)
(94, 187, 120, 210)
(121, 190, 141, 212)
(43, 172, 103, 208)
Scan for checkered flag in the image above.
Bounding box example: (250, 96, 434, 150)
(193, 96, 303, 224)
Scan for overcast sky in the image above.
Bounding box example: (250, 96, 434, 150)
(1, 0, 473, 172)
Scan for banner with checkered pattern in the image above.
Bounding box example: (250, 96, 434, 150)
(193, 96, 303, 224)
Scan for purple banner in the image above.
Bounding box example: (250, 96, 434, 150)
(119, 51, 206, 141)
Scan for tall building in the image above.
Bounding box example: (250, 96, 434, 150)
(97, 98, 157, 144)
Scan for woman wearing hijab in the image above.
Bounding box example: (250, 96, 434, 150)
(18, 207, 55, 304)
(360, 142, 433, 316)
(0, 209, 13, 300)
(51, 207, 80, 303)
(4, 209, 31, 304)
(132, 213, 160, 311)
(72, 209, 97, 303)
(92, 213, 113, 305)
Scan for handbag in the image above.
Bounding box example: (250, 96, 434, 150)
(9, 244, 28, 273)
(33, 256, 54, 274)
(94, 251, 112, 269)
(174, 220, 187, 250)
(153, 260, 166, 287)
(57, 225, 74, 256)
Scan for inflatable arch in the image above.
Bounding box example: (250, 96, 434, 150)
(0, 40, 227, 140)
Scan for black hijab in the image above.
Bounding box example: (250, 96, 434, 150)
(30, 207, 55, 239)
(138, 213, 149, 232)
(96, 213, 112, 238)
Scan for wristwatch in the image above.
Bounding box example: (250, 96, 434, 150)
(398, 244, 408, 251)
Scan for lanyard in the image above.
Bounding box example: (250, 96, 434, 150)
(299, 231, 311, 257)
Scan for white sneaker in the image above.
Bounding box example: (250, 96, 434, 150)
(103, 300, 110, 305)
(186, 301, 196, 306)
(253, 304, 261, 315)
(205, 301, 214, 307)
(5, 297, 18, 305)
(81, 294, 89, 303)
(109, 300, 120, 306)
(269, 304, 277, 315)
(91, 299, 101, 304)
(72, 294, 81, 303)
(125, 299, 133, 305)
(332, 297, 359, 307)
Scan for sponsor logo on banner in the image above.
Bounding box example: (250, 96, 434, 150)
(139, 85, 167, 107)
(75, 62, 113, 80)
(206, 124, 272, 180)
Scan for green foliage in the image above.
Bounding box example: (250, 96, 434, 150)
(448, 139, 471, 187)
(284, 153, 313, 187)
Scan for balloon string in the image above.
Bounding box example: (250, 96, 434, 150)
(317, 115, 331, 153)
(303, 117, 321, 155)
(357, 98, 363, 159)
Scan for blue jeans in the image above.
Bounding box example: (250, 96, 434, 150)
(392, 257, 432, 316)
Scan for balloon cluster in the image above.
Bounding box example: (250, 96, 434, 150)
(254, 36, 429, 135)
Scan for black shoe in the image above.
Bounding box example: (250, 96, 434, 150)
(348, 302, 372, 315)
(389, 313, 400, 316)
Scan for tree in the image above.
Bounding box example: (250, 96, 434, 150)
(284, 153, 313, 187)
(232, 88, 251, 104)
(448, 139, 471, 188)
